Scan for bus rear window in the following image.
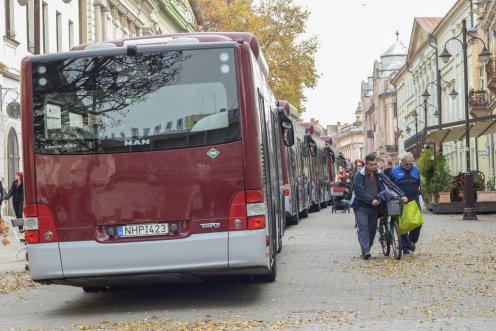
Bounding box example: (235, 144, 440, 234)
(31, 48, 240, 154)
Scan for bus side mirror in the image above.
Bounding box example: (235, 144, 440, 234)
(309, 141, 317, 157)
(277, 107, 294, 147)
(281, 120, 294, 147)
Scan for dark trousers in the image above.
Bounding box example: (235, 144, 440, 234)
(354, 206, 379, 255)
(13, 200, 23, 219)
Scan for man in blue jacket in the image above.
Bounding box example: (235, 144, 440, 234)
(352, 154, 407, 259)
(390, 152, 422, 254)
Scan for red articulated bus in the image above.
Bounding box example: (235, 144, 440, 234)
(275, 101, 310, 225)
(320, 135, 339, 205)
(298, 122, 329, 212)
(21, 32, 295, 290)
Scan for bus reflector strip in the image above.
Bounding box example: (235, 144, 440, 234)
(246, 202, 265, 217)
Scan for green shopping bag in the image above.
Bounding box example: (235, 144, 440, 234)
(399, 201, 424, 235)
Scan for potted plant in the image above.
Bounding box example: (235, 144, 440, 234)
(477, 178, 496, 202)
(430, 154, 453, 203)
(417, 148, 435, 204)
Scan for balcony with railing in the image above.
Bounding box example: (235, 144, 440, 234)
(386, 145, 398, 153)
(469, 89, 489, 118)
(403, 132, 424, 151)
(486, 59, 496, 95)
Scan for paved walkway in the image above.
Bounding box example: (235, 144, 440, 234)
(0, 209, 495, 330)
(0, 216, 27, 273)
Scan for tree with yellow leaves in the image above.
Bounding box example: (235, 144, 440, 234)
(198, 0, 319, 112)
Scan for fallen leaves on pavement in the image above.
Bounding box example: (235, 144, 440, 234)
(0, 271, 37, 294)
(0, 218, 10, 245)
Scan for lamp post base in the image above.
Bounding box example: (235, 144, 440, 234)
(463, 171, 477, 221)
(463, 208, 477, 220)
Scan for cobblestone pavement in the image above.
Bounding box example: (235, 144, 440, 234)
(0, 209, 495, 330)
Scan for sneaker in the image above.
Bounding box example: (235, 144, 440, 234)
(363, 252, 371, 260)
(403, 250, 412, 255)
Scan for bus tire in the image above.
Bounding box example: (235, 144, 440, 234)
(287, 211, 300, 225)
(262, 254, 277, 282)
(82, 286, 107, 293)
(299, 208, 309, 219)
(277, 229, 283, 253)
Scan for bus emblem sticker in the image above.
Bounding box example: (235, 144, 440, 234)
(207, 148, 220, 159)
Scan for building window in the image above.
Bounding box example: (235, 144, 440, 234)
(4, 0, 15, 39)
(478, 66, 485, 90)
(42, 2, 49, 53)
(177, 119, 183, 130)
(131, 128, 139, 138)
(166, 121, 172, 131)
(56, 11, 62, 52)
(26, 1, 35, 52)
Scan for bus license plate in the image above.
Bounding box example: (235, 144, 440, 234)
(117, 223, 169, 238)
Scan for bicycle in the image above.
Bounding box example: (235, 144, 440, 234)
(378, 215, 402, 260)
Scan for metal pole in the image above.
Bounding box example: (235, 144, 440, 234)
(437, 69, 443, 126)
(461, 19, 477, 220)
(415, 118, 419, 159)
(424, 98, 428, 147)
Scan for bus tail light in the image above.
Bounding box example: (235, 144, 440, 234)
(23, 204, 59, 244)
(229, 190, 266, 231)
(229, 191, 247, 230)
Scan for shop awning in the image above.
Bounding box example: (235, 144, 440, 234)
(426, 118, 496, 144)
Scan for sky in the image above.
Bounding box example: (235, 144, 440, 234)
(293, 0, 458, 127)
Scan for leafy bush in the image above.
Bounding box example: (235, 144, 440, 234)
(431, 154, 452, 194)
(417, 148, 435, 199)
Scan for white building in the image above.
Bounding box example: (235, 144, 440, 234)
(392, 0, 489, 176)
(0, 0, 79, 214)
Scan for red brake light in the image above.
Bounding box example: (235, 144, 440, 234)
(248, 216, 266, 230)
(283, 178, 289, 185)
(24, 204, 58, 244)
(229, 191, 247, 231)
(246, 190, 264, 203)
(24, 204, 37, 217)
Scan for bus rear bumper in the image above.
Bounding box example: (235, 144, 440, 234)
(28, 230, 269, 284)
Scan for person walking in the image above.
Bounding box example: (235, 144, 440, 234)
(390, 153, 422, 254)
(352, 154, 407, 260)
(5, 172, 24, 222)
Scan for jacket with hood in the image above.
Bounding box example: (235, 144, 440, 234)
(352, 167, 405, 210)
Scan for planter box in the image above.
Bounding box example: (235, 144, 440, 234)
(477, 191, 496, 202)
(438, 192, 451, 203)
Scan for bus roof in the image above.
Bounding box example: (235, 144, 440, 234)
(72, 32, 269, 77)
(276, 100, 299, 120)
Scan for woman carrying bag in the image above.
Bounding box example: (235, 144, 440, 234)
(5, 172, 24, 224)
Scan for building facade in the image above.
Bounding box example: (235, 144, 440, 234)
(393, 0, 495, 180)
(329, 103, 364, 163)
(476, 0, 496, 184)
(361, 35, 407, 166)
(1, 0, 80, 216)
(80, 0, 201, 44)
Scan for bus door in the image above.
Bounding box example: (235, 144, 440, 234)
(257, 91, 278, 255)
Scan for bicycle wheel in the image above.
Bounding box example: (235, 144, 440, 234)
(390, 219, 402, 260)
(379, 219, 390, 256)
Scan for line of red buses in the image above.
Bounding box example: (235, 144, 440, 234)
(20, 32, 341, 291)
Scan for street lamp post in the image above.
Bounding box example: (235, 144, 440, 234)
(426, 33, 459, 127)
(411, 110, 420, 159)
(439, 18, 491, 221)
(0, 85, 20, 114)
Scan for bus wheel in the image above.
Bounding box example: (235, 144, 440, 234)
(262, 254, 277, 282)
(299, 208, 309, 219)
(287, 211, 300, 226)
(277, 230, 283, 254)
(82, 286, 107, 293)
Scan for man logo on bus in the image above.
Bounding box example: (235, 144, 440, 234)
(124, 139, 151, 146)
